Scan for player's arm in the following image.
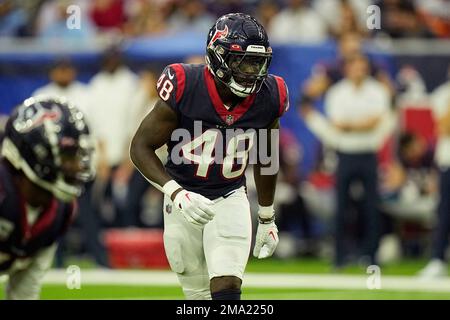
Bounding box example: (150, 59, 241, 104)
(333, 115, 382, 132)
(6, 244, 57, 300)
(130, 98, 214, 226)
(130, 99, 178, 191)
(254, 118, 280, 208)
(252, 118, 280, 259)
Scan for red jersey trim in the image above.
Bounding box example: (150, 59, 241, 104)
(274, 76, 288, 116)
(20, 197, 58, 242)
(203, 67, 256, 125)
(169, 63, 186, 104)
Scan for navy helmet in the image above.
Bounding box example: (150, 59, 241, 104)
(1, 96, 95, 202)
(206, 13, 272, 97)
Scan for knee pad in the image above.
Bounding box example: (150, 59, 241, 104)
(178, 273, 211, 300)
(183, 287, 211, 300)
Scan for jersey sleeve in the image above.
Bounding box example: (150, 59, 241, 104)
(156, 63, 186, 111)
(273, 76, 290, 117)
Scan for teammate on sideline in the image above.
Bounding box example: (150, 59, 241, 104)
(0, 97, 95, 299)
(131, 13, 289, 300)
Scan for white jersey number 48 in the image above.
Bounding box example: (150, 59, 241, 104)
(181, 130, 255, 179)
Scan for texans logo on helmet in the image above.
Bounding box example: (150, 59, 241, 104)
(208, 25, 229, 48)
(13, 102, 62, 133)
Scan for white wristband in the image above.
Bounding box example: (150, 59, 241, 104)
(162, 180, 182, 198)
(258, 205, 275, 219)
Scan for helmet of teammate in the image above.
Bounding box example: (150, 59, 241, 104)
(1, 96, 95, 202)
(206, 13, 272, 98)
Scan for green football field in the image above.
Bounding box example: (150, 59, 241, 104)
(1, 258, 450, 300)
(2, 285, 450, 300)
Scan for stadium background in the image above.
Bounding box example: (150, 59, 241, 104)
(0, 0, 449, 299)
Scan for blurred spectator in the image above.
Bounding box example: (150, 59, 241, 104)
(184, 54, 205, 64)
(300, 32, 395, 107)
(167, 0, 215, 35)
(0, 0, 27, 37)
(37, 0, 86, 33)
(32, 57, 107, 267)
(395, 65, 428, 107)
(255, 0, 280, 31)
(382, 132, 436, 199)
(205, 0, 249, 18)
(398, 132, 434, 170)
(415, 0, 450, 38)
(269, 0, 328, 43)
(124, 67, 163, 227)
(313, 0, 371, 38)
(303, 54, 392, 268)
(90, 0, 126, 33)
(32, 58, 90, 117)
(88, 47, 138, 226)
(420, 74, 450, 278)
(124, 0, 169, 36)
(374, 0, 435, 38)
(276, 128, 318, 257)
(38, 0, 96, 40)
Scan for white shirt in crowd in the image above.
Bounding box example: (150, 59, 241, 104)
(128, 86, 168, 164)
(268, 6, 328, 44)
(32, 81, 90, 117)
(308, 77, 392, 153)
(88, 67, 138, 166)
(431, 81, 450, 168)
(128, 88, 158, 139)
(313, 0, 371, 33)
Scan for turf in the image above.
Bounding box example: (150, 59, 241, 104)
(245, 257, 434, 275)
(1, 284, 449, 300)
(64, 256, 435, 276)
(1, 258, 448, 300)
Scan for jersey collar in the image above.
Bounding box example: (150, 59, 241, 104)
(19, 196, 58, 243)
(204, 67, 256, 126)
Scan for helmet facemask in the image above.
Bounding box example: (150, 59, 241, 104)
(226, 51, 271, 97)
(57, 135, 95, 199)
(207, 44, 272, 98)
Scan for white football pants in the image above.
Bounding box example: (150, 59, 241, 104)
(163, 186, 252, 300)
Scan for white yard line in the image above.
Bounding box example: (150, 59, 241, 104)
(39, 270, 450, 292)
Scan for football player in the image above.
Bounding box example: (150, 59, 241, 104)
(0, 97, 95, 299)
(130, 13, 289, 300)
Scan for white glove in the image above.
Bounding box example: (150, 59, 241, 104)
(253, 220, 279, 259)
(173, 189, 215, 226)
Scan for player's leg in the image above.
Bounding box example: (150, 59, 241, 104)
(431, 168, 450, 261)
(203, 187, 252, 300)
(359, 154, 380, 265)
(163, 195, 210, 300)
(335, 153, 353, 267)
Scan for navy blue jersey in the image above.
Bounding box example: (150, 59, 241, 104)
(0, 161, 75, 272)
(157, 63, 289, 199)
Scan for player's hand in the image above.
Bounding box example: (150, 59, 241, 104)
(253, 219, 279, 259)
(173, 189, 215, 226)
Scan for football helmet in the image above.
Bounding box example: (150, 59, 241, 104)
(206, 13, 272, 97)
(1, 96, 95, 202)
